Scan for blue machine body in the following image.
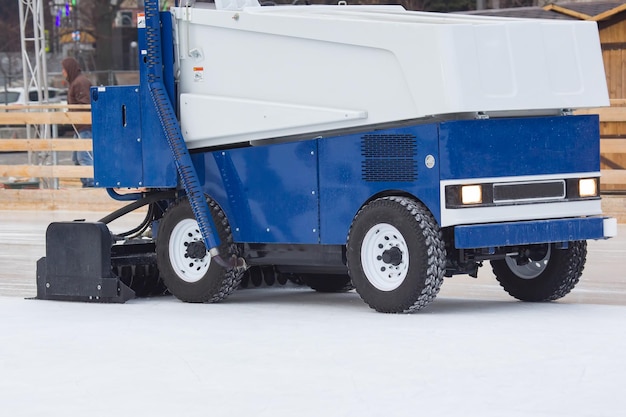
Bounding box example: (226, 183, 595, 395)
(183, 115, 602, 248)
(90, 6, 607, 253)
(91, 12, 177, 188)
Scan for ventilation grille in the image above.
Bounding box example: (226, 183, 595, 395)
(361, 134, 417, 182)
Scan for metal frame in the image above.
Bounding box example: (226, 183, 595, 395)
(19, 0, 56, 187)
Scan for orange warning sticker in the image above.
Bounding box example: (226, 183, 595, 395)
(193, 67, 204, 82)
(137, 13, 145, 29)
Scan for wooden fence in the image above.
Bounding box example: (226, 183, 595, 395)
(577, 99, 626, 191)
(0, 104, 92, 182)
(0, 104, 127, 211)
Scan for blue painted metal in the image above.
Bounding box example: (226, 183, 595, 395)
(318, 123, 441, 244)
(91, 9, 177, 189)
(192, 123, 441, 245)
(137, 11, 177, 188)
(91, 85, 143, 188)
(454, 217, 606, 249)
(192, 140, 320, 244)
(189, 115, 600, 247)
(106, 188, 143, 202)
(439, 115, 600, 180)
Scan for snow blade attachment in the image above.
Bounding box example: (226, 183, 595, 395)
(36, 222, 134, 303)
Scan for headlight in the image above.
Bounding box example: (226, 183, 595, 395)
(461, 185, 482, 205)
(578, 178, 598, 198)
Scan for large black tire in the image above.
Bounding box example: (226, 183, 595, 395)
(156, 197, 242, 303)
(346, 196, 446, 313)
(491, 241, 587, 302)
(301, 274, 354, 293)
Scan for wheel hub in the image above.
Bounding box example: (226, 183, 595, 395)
(506, 244, 552, 280)
(361, 223, 409, 292)
(169, 218, 211, 283)
(186, 240, 207, 260)
(381, 246, 403, 266)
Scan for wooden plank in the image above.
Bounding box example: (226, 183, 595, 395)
(0, 111, 91, 125)
(0, 165, 93, 178)
(0, 104, 90, 111)
(543, 4, 592, 20)
(593, 3, 626, 22)
(601, 195, 626, 224)
(576, 107, 626, 122)
(0, 188, 129, 211)
(601, 169, 626, 185)
(601, 138, 626, 154)
(0, 139, 92, 151)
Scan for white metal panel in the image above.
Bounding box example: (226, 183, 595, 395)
(173, 5, 609, 148)
(180, 93, 367, 143)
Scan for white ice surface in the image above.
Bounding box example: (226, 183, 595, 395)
(1, 212, 625, 416)
(1, 291, 626, 417)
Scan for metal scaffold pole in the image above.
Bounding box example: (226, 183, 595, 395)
(18, 0, 55, 188)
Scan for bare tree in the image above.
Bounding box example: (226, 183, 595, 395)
(90, 0, 121, 84)
(0, 2, 23, 88)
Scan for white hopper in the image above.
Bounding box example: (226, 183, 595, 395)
(172, 4, 609, 148)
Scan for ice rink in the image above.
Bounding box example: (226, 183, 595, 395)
(1, 210, 625, 417)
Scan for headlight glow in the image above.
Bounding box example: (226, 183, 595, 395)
(579, 178, 598, 198)
(461, 185, 482, 205)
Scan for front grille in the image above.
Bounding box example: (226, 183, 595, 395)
(493, 180, 565, 203)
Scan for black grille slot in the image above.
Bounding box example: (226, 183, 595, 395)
(493, 181, 565, 202)
(361, 134, 417, 182)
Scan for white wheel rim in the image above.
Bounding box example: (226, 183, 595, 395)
(505, 245, 551, 280)
(169, 218, 210, 283)
(360, 223, 409, 291)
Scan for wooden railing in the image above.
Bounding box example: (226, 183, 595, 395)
(0, 104, 92, 184)
(0, 104, 123, 210)
(577, 99, 626, 191)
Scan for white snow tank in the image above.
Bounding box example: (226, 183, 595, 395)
(172, 3, 609, 148)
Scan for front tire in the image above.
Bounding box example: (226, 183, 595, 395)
(491, 241, 587, 302)
(347, 196, 446, 313)
(156, 197, 242, 303)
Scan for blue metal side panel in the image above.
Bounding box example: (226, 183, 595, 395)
(318, 124, 441, 245)
(91, 86, 143, 187)
(192, 140, 320, 244)
(454, 217, 605, 249)
(439, 115, 600, 180)
(137, 26, 177, 188)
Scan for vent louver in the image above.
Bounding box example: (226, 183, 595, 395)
(361, 134, 417, 182)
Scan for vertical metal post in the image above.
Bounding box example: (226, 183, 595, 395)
(19, 0, 55, 188)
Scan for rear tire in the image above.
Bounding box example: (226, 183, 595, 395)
(491, 241, 587, 302)
(347, 196, 445, 313)
(156, 197, 242, 303)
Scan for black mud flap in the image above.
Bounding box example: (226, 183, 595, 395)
(36, 222, 135, 303)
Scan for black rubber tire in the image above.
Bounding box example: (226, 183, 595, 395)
(301, 274, 354, 293)
(347, 196, 446, 313)
(261, 266, 277, 286)
(491, 241, 587, 302)
(156, 197, 242, 303)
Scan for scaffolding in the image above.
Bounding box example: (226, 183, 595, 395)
(18, 0, 56, 187)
